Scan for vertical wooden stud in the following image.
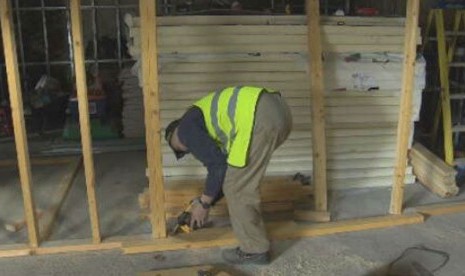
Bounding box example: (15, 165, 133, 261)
(70, 0, 101, 243)
(307, 0, 328, 211)
(0, 0, 39, 248)
(139, 0, 167, 238)
(390, 0, 420, 214)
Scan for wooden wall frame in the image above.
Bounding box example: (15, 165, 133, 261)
(69, 0, 102, 243)
(0, 0, 40, 248)
(307, 0, 328, 212)
(390, 0, 420, 215)
(0, 0, 451, 257)
(139, 0, 167, 239)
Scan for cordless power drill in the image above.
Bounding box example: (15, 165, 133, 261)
(171, 198, 212, 235)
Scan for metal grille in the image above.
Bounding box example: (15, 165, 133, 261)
(0, 0, 139, 103)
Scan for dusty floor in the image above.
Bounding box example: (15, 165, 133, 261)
(0, 213, 464, 275)
(1, 144, 465, 275)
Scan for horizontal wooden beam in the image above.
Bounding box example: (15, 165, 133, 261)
(0, 213, 425, 257)
(415, 202, 465, 217)
(32, 239, 121, 255)
(122, 213, 424, 254)
(0, 245, 31, 258)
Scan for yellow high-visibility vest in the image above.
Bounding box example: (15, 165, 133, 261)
(194, 86, 278, 167)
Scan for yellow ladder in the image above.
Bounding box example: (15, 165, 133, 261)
(423, 9, 465, 165)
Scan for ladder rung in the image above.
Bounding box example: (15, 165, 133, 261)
(449, 62, 465, 67)
(450, 94, 465, 100)
(453, 125, 465, 132)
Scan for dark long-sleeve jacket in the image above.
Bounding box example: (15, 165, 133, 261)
(177, 107, 227, 203)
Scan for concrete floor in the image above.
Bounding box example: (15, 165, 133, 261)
(0, 214, 464, 275)
(1, 149, 465, 275)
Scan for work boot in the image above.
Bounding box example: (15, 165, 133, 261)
(222, 247, 270, 265)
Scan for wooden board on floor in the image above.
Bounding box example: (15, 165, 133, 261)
(32, 239, 121, 255)
(123, 213, 424, 254)
(415, 202, 465, 216)
(0, 244, 31, 258)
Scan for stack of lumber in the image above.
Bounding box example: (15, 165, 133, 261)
(139, 176, 313, 218)
(123, 15, 424, 190)
(410, 143, 458, 198)
(119, 68, 145, 138)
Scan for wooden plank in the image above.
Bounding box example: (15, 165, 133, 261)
(122, 213, 424, 254)
(139, 0, 167, 239)
(33, 239, 121, 255)
(415, 202, 465, 216)
(0, 0, 40, 248)
(0, 245, 31, 258)
(39, 157, 82, 242)
(410, 143, 456, 175)
(411, 169, 458, 198)
(70, 0, 101, 243)
(307, 0, 327, 212)
(390, 0, 420, 215)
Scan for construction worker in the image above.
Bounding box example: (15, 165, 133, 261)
(165, 86, 292, 265)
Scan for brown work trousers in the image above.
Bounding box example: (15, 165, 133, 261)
(223, 92, 292, 254)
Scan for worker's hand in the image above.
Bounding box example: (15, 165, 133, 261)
(190, 202, 210, 229)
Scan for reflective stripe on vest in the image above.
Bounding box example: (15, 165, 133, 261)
(194, 86, 277, 167)
(210, 86, 242, 152)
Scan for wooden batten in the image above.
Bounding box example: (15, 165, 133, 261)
(307, 0, 327, 212)
(0, 0, 40, 248)
(70, 0, 101, 243)
(122, 213, 424, 254)
(390, 0, 420, 215)
(139, 0, 167, 238)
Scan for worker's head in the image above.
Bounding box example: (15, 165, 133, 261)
(165, 119, 187, 159)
